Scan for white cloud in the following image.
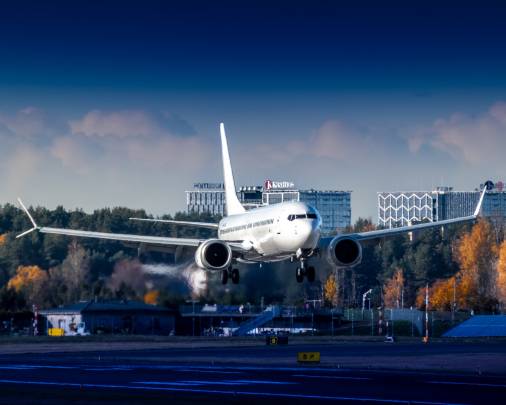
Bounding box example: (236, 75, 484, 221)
(251, 119, 374, 164)
(408, 101, 506, 165)
(3, 144, 44, 191)
(69, 110, 162, 138)
(50, 136, 94, 175)
(0, 107, 58, 140)
(0, 107, 211, 215)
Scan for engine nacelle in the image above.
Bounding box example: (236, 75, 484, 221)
(327, 236, 362, 268)
(195, 239, 232, 271)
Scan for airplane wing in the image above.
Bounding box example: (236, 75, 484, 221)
(16, 199, 244, 254)
(344, 186, 487, 242)
(129, 217, 219, 230)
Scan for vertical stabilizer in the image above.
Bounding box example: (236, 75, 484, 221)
(220, 123, 245, 216)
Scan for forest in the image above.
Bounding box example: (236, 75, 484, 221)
(1, 203, 505, 313)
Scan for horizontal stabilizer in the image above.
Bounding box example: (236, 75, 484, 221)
(16, 198, 39, 239)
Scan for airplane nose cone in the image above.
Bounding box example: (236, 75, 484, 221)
(299, 221, 320, 249)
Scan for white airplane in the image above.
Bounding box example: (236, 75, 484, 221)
(17, 123, 486, 285)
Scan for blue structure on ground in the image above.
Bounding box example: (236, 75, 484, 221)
(233, 306, 280, 336)
(444, 315, 506, 337)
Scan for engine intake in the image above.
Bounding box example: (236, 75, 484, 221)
(195, 239, 232, 271)
(327, 236, 362, 268)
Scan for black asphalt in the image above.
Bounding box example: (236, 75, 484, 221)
(1, 341, 506, 404)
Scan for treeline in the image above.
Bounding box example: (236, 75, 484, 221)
(1, 203, 505, 313)
(0, 203, 219, 311)
(326, 218, 506, 313)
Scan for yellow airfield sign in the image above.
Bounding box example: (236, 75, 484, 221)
(297, 352, 320, 363)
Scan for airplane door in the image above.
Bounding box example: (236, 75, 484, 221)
(274, 216, 281, 235)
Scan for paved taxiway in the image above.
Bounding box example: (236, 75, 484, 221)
(1, 340, 506, 404)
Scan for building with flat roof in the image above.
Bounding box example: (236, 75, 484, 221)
(40, 300, 176, 335)
(186, 180, 352, 235)
(378, 181, 506, 228)
(262, 180, 351, 235)
(186, 182, 226, 216)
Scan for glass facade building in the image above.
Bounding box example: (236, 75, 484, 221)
(378, 182, 506, 228)
(186, 181, 352, 235)
(186, 183, 226, 216)
(263, 187, 351, 235)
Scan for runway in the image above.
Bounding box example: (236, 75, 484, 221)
(1, 341, 506, 404)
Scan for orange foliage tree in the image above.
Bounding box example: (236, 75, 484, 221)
(7, 265, 49, 307)
(144, 290, 159, 305)
(416, 220, 499, 312)
(324, 272, 340, 307)
(0, 234, 6, 246)
(497, 240, 506, 307)
(456, 219, 498, 310)
(416, 277, 455, 311)
(383, 268, 404, 308)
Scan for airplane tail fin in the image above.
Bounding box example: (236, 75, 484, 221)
(220, 123, 245, 216)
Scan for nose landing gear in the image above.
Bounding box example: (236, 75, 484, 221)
(295, 260, 316, 283)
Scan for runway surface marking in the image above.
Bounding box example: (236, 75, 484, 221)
(427, 380, 506, 389)
(135, 379, 295, 386)
(177, 369, 244, 374)
(293, 374, 371, 381)
(0, 364, 75, 370)
(0, 378, 471, 405)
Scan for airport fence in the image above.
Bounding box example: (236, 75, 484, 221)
(340, 308, 471, 337)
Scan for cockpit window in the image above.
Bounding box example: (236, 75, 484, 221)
(288, 213, 317, 221)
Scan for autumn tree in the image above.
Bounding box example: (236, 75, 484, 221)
(497, 241, 506, 307)
(456, 220, 498, 311)
(144, 290, 159, 305)
(324, 271, 340, 307)
(50, 241, 91, 303)
(416, 277, 455, 311)
(7, 265, 49, 307)
(383, 268, 405, 308)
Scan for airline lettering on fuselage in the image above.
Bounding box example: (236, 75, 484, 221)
(220, 218, 275, 236)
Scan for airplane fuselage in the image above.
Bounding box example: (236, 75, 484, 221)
(218, 201, 322, 262)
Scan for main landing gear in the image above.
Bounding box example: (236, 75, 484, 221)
(221, 267, 240, 285)
(295, 260, 316, 283)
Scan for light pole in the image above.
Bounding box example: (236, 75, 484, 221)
(186, 299, 199, 337)
(362, 289, 372, 318)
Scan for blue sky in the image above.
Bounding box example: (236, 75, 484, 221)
(1, 1, 506, 221)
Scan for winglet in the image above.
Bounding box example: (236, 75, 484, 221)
(16, 198, 39, 238)
(220, 123, 245, 216)
(473, 186, 487, 217)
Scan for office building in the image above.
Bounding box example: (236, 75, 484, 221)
(262, 180, 351, 235)
(378, 181, 506, 228)
(186, 183, 226, 216)
(186, 180, 352, 235)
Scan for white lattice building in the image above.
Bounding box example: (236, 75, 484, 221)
(378, 187, 484, 229)
(378, 191, 435, 228)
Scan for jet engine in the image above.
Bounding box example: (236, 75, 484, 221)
(195, 239, 232, 271)
(327, 236, 362, 268)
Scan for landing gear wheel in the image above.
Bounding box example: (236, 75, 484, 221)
(221, 269, 229, 285)
(296, 267, 304, 283)
(231, 268, 240, 284)
(307, 266, 316, 283)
